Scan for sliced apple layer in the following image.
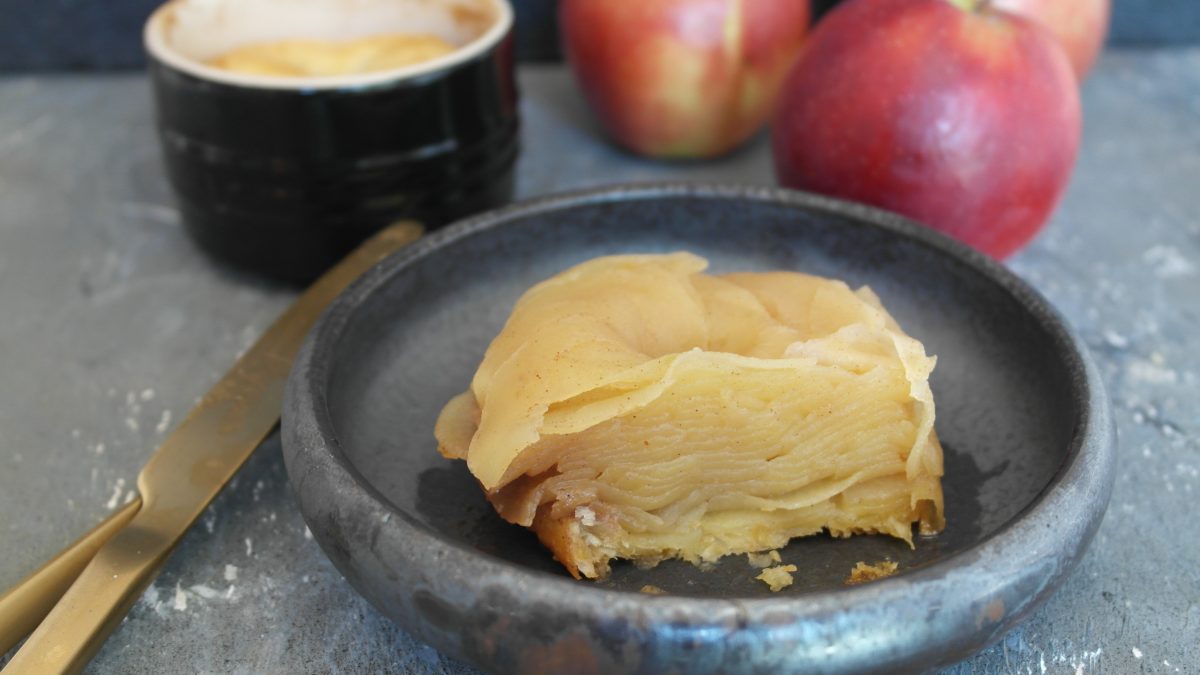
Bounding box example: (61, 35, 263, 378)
(435, 253, 944, 579)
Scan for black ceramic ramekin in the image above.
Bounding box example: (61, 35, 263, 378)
(144, 0, 518, 284)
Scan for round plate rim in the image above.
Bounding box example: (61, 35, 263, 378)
(282, 182, 1116, 668)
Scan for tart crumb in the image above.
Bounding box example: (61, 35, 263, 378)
(756, 564, 798, 592)
(746, 549, 783, 569)
(845, 560, 899, 585)
(639, 584, 666, 595)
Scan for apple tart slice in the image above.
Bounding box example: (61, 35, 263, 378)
(435, 253, 944, 579)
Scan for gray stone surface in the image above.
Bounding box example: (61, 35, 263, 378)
(0, 56, 1197, 673)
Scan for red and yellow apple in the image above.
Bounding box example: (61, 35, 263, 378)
(810, 0, 1110, 81)
(772, 0, 1081, 258)
(992, 0, 1110, 80)
(560, 0, 811, 158)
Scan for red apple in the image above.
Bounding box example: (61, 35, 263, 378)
(772, 0, 1080, 258)
(992, 0, 1110, 80)
(560, 0, 811, 158)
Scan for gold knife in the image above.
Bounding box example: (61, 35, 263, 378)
(0, 500, 139, 656)
(1, 221, 422, 674)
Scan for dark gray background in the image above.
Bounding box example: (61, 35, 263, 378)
(0, 0, 1196, 71)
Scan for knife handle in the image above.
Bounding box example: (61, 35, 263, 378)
(0, 499, 141, 656)
(2, 221, 423, 674)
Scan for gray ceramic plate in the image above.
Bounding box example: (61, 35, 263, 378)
(282, 184, 1115, 674)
